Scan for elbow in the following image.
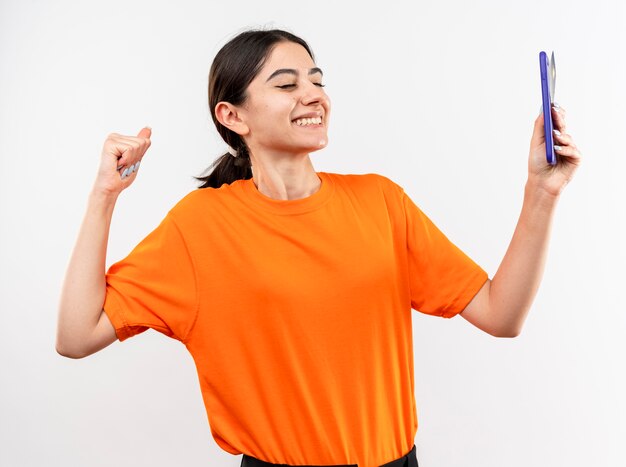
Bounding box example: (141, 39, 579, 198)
(56, 343, 87, 359)
(56, 326, 78, 358)
(56, 312, 90, 359)
(55, 335, 89, 359)
(493, 325, 522, 338)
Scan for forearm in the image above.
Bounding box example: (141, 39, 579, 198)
(489, 180, 559, 336)
(462, 106, 579, 337)
(56, 190, 118, 353)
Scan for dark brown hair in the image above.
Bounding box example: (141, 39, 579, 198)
(195, 29, 315, 188)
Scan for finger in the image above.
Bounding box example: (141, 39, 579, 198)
(552, 130, 575, 147)
(118, 156, 143, 173)
(111, 134, 149, 168)
(137, 126, 151, 139)
(554, 144, 582, 164)
(110, 134, 150, 149)
(107, 140, 132, 161)
(110, 142, 134, 170)
(553, 102, 566, 116)
(551, 104, 566, 133)
(120, 159, 142, 180)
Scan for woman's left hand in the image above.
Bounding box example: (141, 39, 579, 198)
(527, 103, 582, 197)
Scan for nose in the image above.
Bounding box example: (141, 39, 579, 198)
(301, 81, 329, 107)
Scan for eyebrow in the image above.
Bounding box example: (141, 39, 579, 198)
(265, 67, 324, 82)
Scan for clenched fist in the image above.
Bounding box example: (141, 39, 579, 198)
(92, 127, 152, 197)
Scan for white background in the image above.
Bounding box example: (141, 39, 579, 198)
(1, 0, 624, 466)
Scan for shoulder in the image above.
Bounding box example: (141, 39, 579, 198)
(325, 172, 405, 195)
(324, 172, 408, 217)
(165, 179, 245, 221)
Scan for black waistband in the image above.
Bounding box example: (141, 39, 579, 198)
(240, 444, 418, 467)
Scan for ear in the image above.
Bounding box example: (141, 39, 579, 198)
(215, 102, 250, 136)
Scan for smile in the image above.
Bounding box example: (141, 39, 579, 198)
(293, 117, 322, 126)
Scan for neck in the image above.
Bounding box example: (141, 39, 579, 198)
(249, 151, 321, 200)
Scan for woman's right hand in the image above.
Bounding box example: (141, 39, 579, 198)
(92, 126, 152, 197)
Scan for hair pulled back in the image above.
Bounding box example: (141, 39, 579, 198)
(196, 29, 315, 189)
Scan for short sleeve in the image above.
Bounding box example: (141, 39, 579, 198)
(103, 212, 198, 342)
(403, 191, 489, 318)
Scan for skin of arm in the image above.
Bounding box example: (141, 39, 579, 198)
(459, 104, 582, 337)
(56, 191, 119, 358)
(56, 128, 151, 358)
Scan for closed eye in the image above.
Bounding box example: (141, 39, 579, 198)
(276, 83, 325, 89)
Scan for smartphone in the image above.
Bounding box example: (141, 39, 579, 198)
(539, 51, 557, 165)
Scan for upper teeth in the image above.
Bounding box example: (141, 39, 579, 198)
(294, 117, 322, 126)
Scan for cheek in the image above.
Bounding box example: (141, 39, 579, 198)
(263, 99, 292, 116)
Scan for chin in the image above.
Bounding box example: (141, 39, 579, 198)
(304, 138, 328, 153)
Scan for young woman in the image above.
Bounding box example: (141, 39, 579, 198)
(56, 29, 581, 467)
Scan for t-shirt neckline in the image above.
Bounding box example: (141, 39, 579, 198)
(239, 171, 335, 215)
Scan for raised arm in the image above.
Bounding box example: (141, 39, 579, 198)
(460, 104, 582, 337)
(56, 127, 152, 358)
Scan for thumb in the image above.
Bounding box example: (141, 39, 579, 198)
(137, 126, 152, 139)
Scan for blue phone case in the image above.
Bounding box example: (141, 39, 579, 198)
(539, 51, 556, 165)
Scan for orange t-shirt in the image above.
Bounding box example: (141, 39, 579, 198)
(103, 172, 488, 467)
